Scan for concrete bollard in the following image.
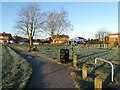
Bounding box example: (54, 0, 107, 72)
(82, 66, 87, 79)
(94, 77, 102, 90)
(73, 54, 77, 69)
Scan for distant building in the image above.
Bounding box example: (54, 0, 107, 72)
(95, 36, 109, 42)
(50, 34, 69, 44)
(71, 37, 86, 44)
(13, 35, 28, 43)
(0, 32, 12, 44)
(108, 33, 120, 46)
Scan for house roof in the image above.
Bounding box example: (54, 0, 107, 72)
(13, 35, 23, 38)
(108, 33, 120, 35)
(0, 32, 12, 37)
(77, 37, 85, 39)
(53, 34, 69, 38)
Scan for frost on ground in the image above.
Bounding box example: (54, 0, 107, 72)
(11, 44, 120, 89)
(2, 45, 32, 89)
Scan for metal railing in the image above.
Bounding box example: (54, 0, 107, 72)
(95, 58, 114, 82)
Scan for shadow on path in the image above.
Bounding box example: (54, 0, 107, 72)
(8, 45, 75, 88)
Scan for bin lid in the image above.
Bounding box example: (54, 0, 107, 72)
(60, 48, 69, 52)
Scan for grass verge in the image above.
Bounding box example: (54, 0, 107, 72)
(2, 45, 32, 89)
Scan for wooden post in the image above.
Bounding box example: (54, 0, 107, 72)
(94, 77, 102, 90)
(82, 66, 87, 79)
(73, 54, 77, 69)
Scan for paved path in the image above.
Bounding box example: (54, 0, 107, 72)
(9, 45, 75, 88)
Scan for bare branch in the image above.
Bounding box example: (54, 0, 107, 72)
(41, 8, 73, 40)
(15, 3, 44, 45)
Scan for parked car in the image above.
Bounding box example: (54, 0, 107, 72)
(19, 41, 26, 44)
(71, 37, 86, 44)
(33, 42, 39, 45)
(9, 40, 15, 44)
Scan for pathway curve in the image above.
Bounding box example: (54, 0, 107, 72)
(9, 45, 75, 88)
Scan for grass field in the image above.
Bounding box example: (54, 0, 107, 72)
(2, 45, 32, 89)
(10, 44, 120, 89)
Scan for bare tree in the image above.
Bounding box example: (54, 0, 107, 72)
(95, 28, 110, 48)
(16, 4, 44, 45)
(41, 8, 73, 42)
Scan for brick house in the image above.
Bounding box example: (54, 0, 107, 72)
(12, 35, 30, 44)
(108, 33, 120, 46)
(0, 32, 12, 44)
(13, 35, 27, 42)
(50, 34, 69, 44)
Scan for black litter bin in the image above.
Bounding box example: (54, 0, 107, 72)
(60, 48, 69, 62)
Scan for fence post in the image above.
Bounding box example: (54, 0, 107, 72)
(94, 77, 102, 90)
(82, 66, 87, 79)
(73, 54, 77, 69)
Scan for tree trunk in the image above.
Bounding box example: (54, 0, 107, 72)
(51, 35, 54, 45)
(29, 36, 33, 45)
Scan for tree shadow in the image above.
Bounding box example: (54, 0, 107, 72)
(103, 64, 120, 89)
(9, 45, 75, 88)
(79, 80, 94, 89)
(77, 51, 111, 68)
(9, 46, 47, 88)
(88, 56, 119, 89)
(74, 70, 94, 89)
(114, 64, 120, 78)
(77, 50, 110, 59)
(89, 62, 106, 76)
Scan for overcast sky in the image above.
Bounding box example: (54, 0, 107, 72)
(1, 2, 118, 39)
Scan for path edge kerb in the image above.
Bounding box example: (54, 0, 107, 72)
(7, 45, 78, 88)
(5, 45, 33, 89)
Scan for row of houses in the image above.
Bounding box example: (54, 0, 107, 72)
(0, 32, 29, 44)
(0, 32, 85, 45)
(0, 32, 70, 44)
(0, 32, 120, 46)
